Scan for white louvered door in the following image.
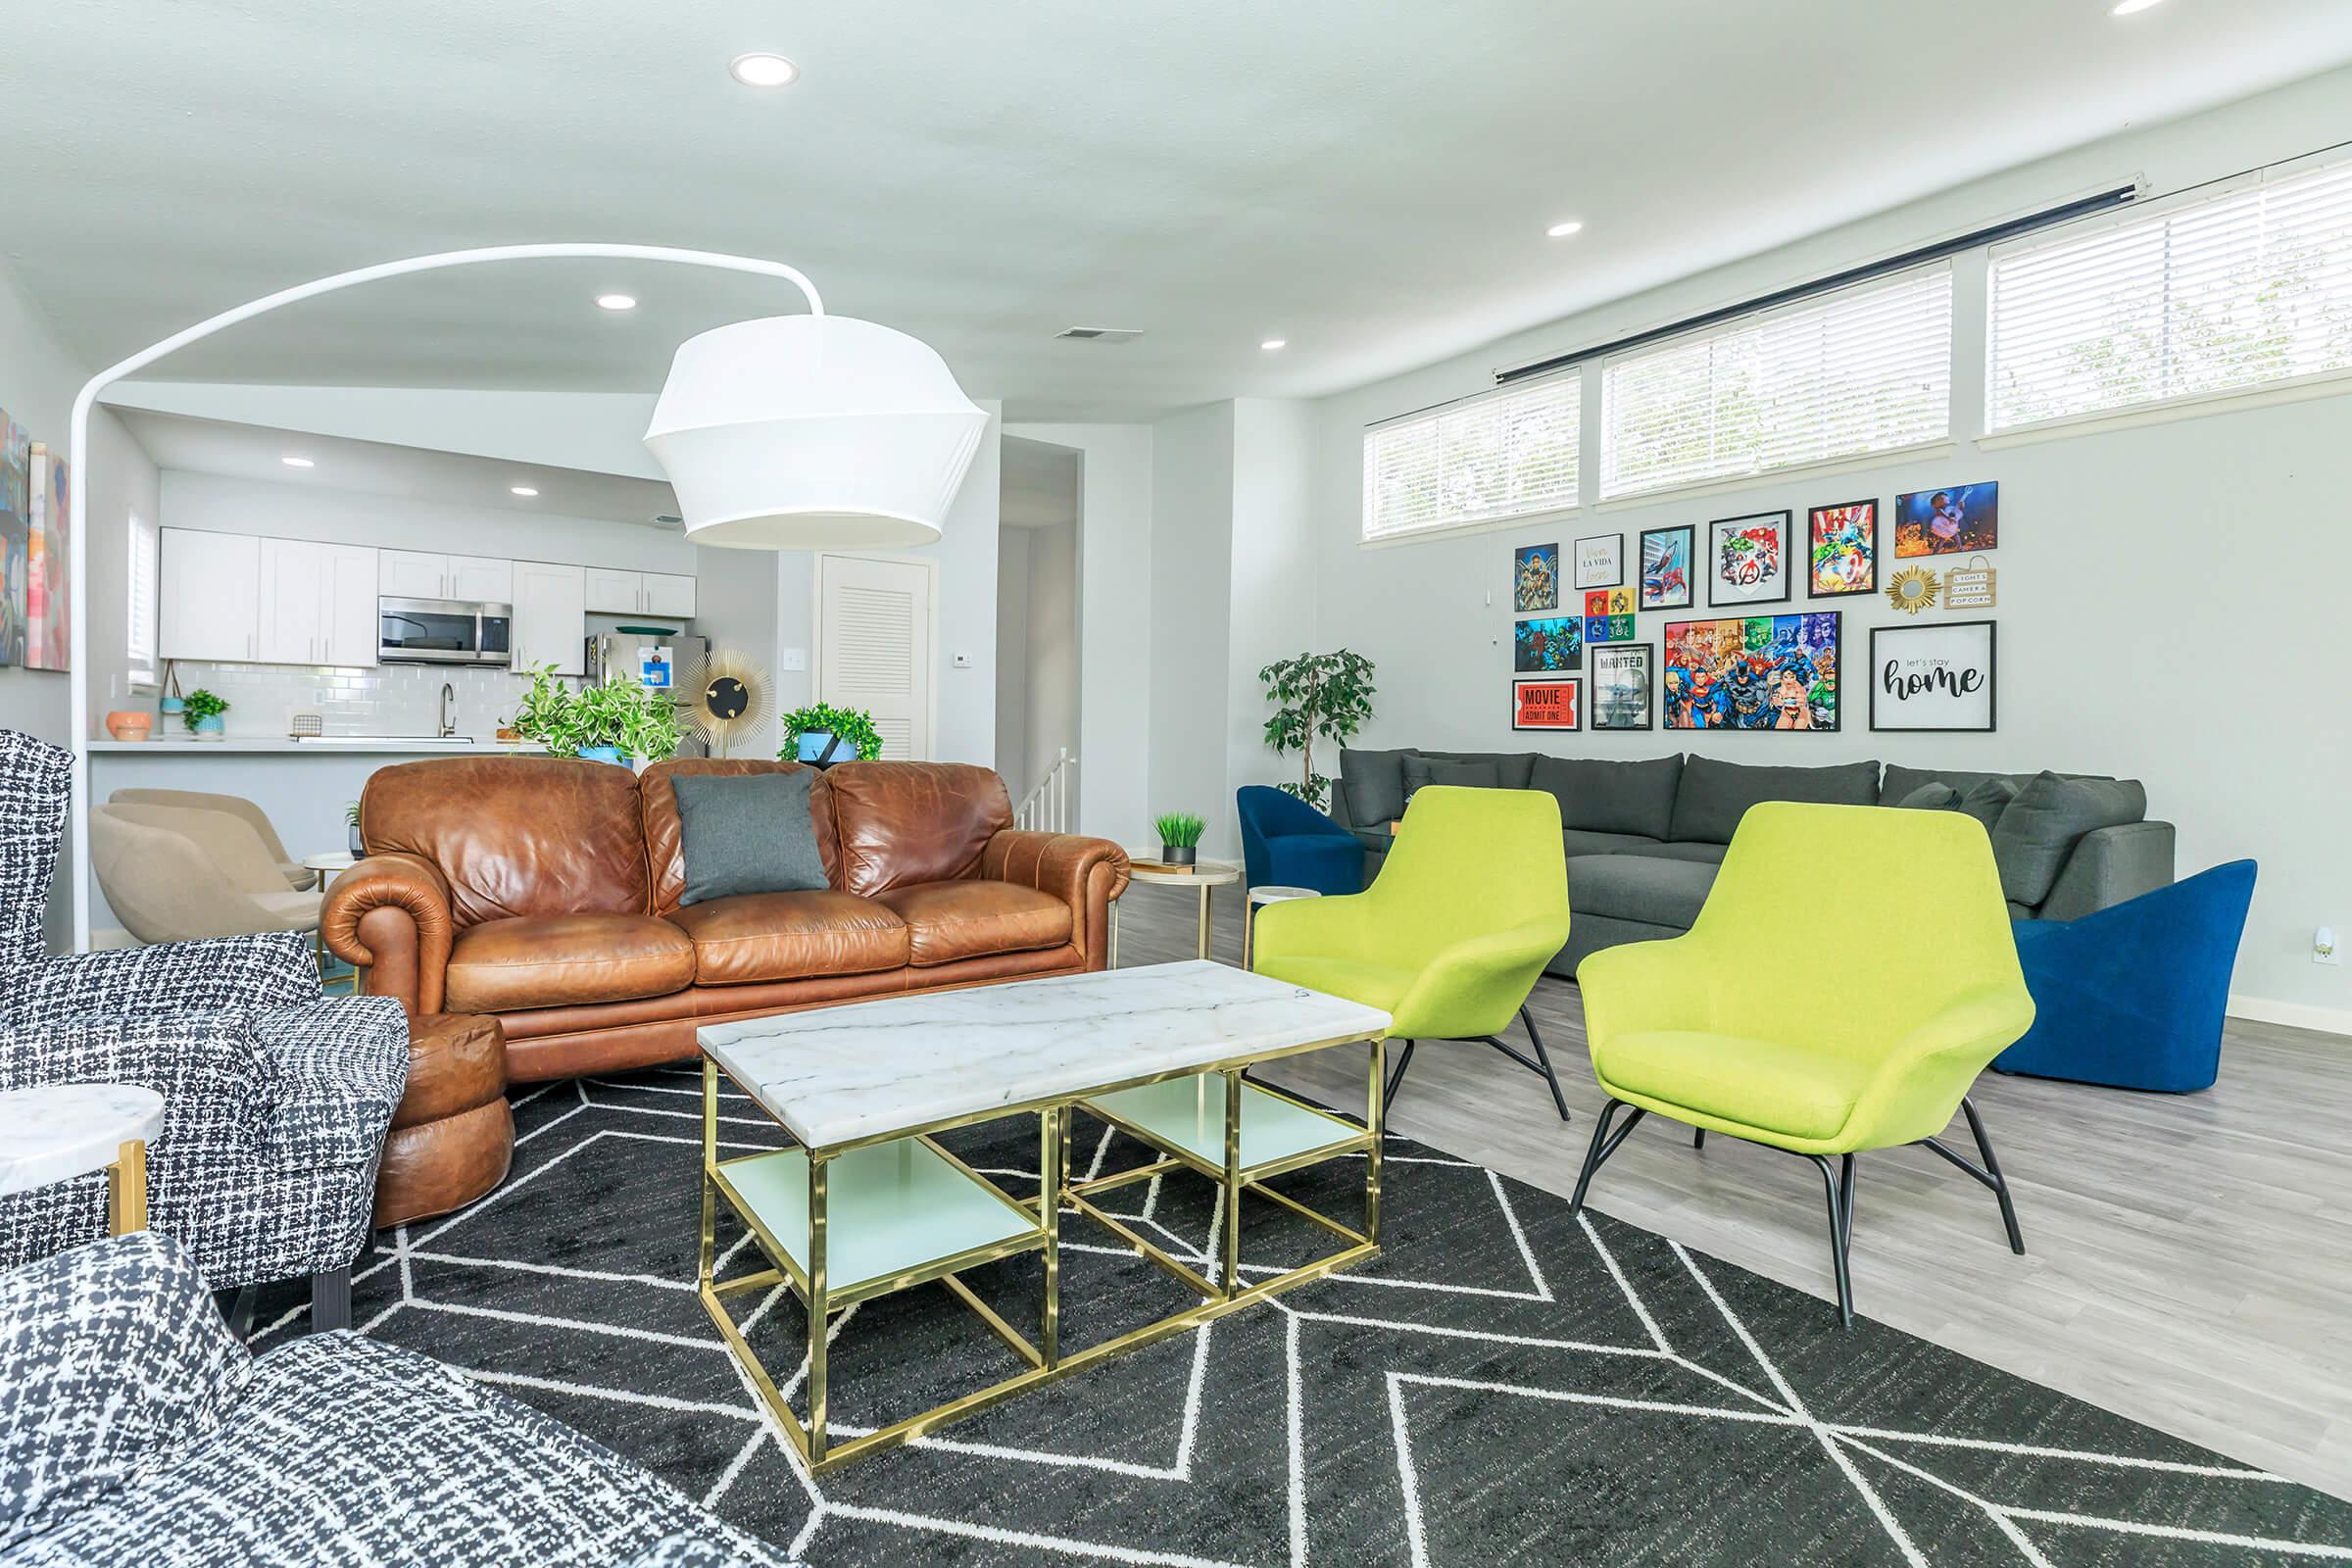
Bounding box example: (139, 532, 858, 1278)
(816, 554, 932, 760)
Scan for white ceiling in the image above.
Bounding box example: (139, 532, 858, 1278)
(9, 3, 2352, 421)
(116, 410, 681, 528)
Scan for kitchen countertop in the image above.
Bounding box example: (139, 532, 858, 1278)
(87, 738, 545, 755)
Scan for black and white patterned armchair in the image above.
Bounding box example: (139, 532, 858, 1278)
(0, 731, 409, 1328)
(0, 1233, 794, 1567)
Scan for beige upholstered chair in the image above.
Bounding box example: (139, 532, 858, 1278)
(109, 787, 318, 890)
(91, 805, 324, 946)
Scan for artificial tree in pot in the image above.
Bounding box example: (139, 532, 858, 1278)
(1258, 649, 1375, 810)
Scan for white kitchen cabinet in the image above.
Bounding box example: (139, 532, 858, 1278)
(159, 528, 263, 662)
(512, 561, 586, 675)
(583, 566, 642, 615)
(322, 545, 380, 667)
(642, 572, 698, 618)
(258, 540, 381, 667)
(380, 549, 512, 603)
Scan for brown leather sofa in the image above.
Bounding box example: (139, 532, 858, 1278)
(323, 757, 1130, 1083)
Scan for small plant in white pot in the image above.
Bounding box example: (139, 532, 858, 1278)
(1153, 811, 1205, 867)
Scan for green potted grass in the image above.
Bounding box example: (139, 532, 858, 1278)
(1153, 811, 1205, 867)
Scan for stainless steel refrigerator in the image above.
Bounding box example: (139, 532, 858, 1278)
(590, 630, 710, 756)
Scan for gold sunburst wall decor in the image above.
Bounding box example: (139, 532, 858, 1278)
(689, 651, 774, 759)
(1886, 566, 1940, 615)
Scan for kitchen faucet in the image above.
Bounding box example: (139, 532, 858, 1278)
(439, 682, 457, 739)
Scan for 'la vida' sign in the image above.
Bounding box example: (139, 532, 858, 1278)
(1869, 620, 1996, 732)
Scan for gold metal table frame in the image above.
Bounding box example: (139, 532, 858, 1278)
(696, 1029, 1387, 1474)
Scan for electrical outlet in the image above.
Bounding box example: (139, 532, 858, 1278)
(2317, 926, 2340, 965)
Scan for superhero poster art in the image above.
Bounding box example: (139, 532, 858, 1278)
(1512, 543, 1559, 612)
(1807, 499, 1877, 598)
(1707, 511, 1790, 607)
(1513, 614, 1581, 672)
(1894, 482, 1997, 558)
(1640, 524, 1693, 611)
(1511, 677, 1581, 732)
(1662, 612, 1840, 731)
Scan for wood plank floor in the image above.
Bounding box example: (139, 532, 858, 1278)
(1109, 876, 2352, 1498)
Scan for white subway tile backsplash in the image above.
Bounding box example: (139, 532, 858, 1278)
(173, 662, 557, 742)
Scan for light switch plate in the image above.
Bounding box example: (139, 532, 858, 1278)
(778, 648, 807, 671)
(952, 653, 974, 669)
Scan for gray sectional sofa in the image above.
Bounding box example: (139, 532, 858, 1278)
(1332, 748, 2175, 979)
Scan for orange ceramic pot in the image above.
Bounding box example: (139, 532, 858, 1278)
(104, 711, 153, 741)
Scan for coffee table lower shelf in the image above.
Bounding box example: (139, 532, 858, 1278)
(695, 1044, 1387, 1474)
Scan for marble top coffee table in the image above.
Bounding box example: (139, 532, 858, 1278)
(0, 1083, 165, 1234)
(696, 959, 1392, 1472)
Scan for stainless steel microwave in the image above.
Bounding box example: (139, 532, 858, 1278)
(377, 597, 513, 665)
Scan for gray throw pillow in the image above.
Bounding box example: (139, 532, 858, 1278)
(673, 771, 830, 905)
(1411, 750, 1539, 790)
(1989, 771, 2147, 907)
(1669, 757, 1883, 845)
(1530, 754, 1682, 841)
(1340, 748, 1412, 826)
(1895, 782, 1959, 810)
(1952, 776, 2021, 833)
(1401, 756, 1501, 802)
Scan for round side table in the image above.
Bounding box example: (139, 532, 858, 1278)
(1241, 884, 1323, 972)
(304, 852, 359, 994)
(1114, 854, 1242, 965)
(0, 1083, 166, 1234)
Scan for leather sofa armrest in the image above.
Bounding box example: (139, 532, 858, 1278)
(2035, 820, 2175, 923)
(322, 853, 456, 1015)
(980, 831, 1132, 969)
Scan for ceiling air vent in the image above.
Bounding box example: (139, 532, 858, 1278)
(1055, 326, 1143, 344)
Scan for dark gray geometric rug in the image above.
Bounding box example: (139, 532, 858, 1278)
(255, 1066, 2352, 1566)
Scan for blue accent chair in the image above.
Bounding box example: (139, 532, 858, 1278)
(1995, 859, 2257, 1093)
(1236, 786, 1365, 896)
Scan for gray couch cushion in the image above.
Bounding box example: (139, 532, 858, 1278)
(1402, 756, 1501, 801)
(1641, 840, 1730, 865)
(1530, 754, 1682, 840)
(1881, 764, 2020, 805)
(1413, 750, 1538, 790)
(1565, 855, 1718, 929)
(1954, 777, 2020, 832)
(1669, 757, 1882, 845)
(1560, 829, 1665, 858)
(1991, 772, 2147, 907)
(672, 771, 829, 905)
(1340, 748, 1412, 826)
(1896, 782, 1959, 810)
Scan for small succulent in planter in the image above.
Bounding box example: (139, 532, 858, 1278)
(345, 800, 364, 858)
(1152, 811, 1206, 867)
(181, 688, 229, 738)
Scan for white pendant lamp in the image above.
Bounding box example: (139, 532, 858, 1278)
(644, 313, 987, 550)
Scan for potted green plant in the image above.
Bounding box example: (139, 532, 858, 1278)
(181, 688, 229, 740)
(574, 679, 685, 767)
(344, 801, 364, 858)
(780, 703, 885, 767)
(504, 664, 587, 757)
(1152, 811, 1206, 867)
(1259, 649, 1376, 810)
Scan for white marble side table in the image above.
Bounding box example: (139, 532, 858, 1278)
(0, 1083, 166, 1234)
(1241, 884, 1323, 972)
(304, 852, 359, 992)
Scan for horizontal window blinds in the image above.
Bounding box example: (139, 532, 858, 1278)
(1361, 373, 1580, 540)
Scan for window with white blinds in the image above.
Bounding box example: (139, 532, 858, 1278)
(1599, 267, 1954, 500)
(1988, 157, 2352, 432)
(125, 511, 159, 685)
(1360, 373, 1580, 542)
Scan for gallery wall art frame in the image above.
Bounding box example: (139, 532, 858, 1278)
(1639, 523, 1694, 611)
(1869, 618, 1997, 733)
(1806, 498, 1878, 599)
(1513, 542, 1560, 612)
(1661, 611, 1841, 732)
(27, 443, 70, 672)
(1573, 533, 1624, 590)
(1893, 481, 1998, 558)
(1511, 675, 1582, 732)
(1706, 510, 1791, 608)
(1512, 614, 1582, 672)
(1590, 642, 1656, 731)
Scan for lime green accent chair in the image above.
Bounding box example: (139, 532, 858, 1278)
(1251, 784, 1574, 1119)
(1568, 802, 2035, 1325)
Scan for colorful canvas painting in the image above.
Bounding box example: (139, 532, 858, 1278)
(1662, 612, 1840, 731)
(1512, 677, 1581, 732)
(1584, 585, 1634, 617)
(1513, 614, 1581, 673)
(1639, 525, 1693, 610)
(1513, 543, 1559, 612)
(1591, 643, 1654, 731)
(1608, 613, 1636, 642)
(1807, 499, 1877, 598)
(1584, 615, 1609, 647)
(1894, 482, 1997, 558)
(1573, 533, 1623, 590)
(1707, 511, 1790, 606)
(27, 444, 69, 671)
(0, 412, 28, 669)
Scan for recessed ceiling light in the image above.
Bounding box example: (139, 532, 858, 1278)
(729, 52, 800, 87)
(595, 292, 637, 312)
(281, 456, 314, 468)
(510, 485, 539, 498)
(1260, 338, 1287, 352)
(2110, 0, 2161, 12)
(1546, 220, 1585, 239)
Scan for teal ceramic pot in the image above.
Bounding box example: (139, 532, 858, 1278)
(796, 731, 838, 763)
(191, 714, 226, 739)
(577, 745, 626, 765)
